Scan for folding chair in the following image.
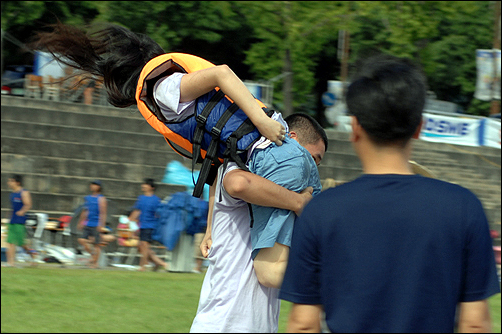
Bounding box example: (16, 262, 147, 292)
(42, 75, 61, 101)
(24, 74, 43, 99)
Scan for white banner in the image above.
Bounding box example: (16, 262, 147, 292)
(483, 118, 501, 149)
(34, 51, 67, 79)
(475, 49, 501, 101)
(420, 113, 482, 147)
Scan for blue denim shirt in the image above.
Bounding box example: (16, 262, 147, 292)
(248, 137, 321, 259)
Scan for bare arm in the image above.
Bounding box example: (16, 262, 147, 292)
(128, 209, 140, 223)
(223, 169, 313, 216)
(180, 65, 285, 145)
(77, 209, 88, 230)
(200, 179, 216, 258)
(457, 300, 492, 333)
(286, 304, 323, 333)
(16, 190, 32, 216)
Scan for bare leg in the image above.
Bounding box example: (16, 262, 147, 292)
(253, 243, 290, 289)
(7, 243, 16, 266)
(138, 241, 149, 271)
(21, 244, 37, 266)
(100, 234, 116, 245)
(78, 238, 93, 255)
(83, 87, 93, 105)
(90, 245, 100, 268)
(148, 247, 168, 271)
(78, 237, 96, 267)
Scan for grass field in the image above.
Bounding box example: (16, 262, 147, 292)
(1, 264, 500, 333)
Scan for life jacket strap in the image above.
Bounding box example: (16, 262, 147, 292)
(192, 97, 240, 198)
(193, 139, 220, 198)
(192, 90, 225, 165)
(192, 90, 225, 191)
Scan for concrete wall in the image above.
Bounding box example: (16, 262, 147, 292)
(1, 95, 500, 245)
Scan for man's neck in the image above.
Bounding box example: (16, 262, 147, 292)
(359, 141, 414, 175)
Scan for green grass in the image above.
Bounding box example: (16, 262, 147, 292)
(1, 265, 500, 333)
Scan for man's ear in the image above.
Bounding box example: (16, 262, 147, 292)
(412, 119, 423, 139)
(350, 116, 360, 143)
(288, 130, 298, 140)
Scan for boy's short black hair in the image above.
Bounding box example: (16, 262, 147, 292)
(144, 178, 156, 189)
(346, 54, 427, 146)
(11, 174, 23, 185)
(285, 113, 328, 152)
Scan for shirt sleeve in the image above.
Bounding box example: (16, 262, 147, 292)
(132, 196, 141, 211)
(153, 72, 195, 120)
(459, 193, 501, 301)
(279, 202, 323, 305)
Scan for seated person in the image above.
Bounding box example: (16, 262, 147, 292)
(117, 210, 139, 248)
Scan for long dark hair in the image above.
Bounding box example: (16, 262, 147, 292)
(31, 21, 165, 108)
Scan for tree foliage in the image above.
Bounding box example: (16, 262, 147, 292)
(1, 1, 498, 117)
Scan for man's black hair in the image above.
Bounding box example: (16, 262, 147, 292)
(346, 54, 427, 146)
(284, 113, 328, 152)
(144, 178, 156, 189)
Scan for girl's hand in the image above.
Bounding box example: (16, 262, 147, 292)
(256, 117, 286, 146)
(200, 232, 212, 258)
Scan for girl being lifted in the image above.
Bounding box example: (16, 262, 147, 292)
(32, 22, 317, 290)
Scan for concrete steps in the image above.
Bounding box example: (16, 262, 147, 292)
(1, 120, 169, 151)
(1, 136, 184, 167)
(1, 96, 500, 243)
(1, 154, 168, 183)
(1, 96, 191, 221)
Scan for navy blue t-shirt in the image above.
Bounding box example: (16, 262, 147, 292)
(279, 174, 500, 333)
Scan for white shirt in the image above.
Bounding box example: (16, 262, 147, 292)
(189, 163, 280, 333)
(153, 72, 196, 122)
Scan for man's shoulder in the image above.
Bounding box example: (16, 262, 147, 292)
(311, 175, 478, 202)
(414, 176, 480, 200)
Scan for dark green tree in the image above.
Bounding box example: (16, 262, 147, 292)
(1, 1, 100, 67)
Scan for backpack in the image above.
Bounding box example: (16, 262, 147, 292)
(136, 53, 274, 198)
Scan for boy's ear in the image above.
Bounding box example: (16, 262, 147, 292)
(288, 130, 298, 140)
(412, 119, 424, 139)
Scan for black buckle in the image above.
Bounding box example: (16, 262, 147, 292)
(196, 114, 207, 124)
(211, 127, 221, 138)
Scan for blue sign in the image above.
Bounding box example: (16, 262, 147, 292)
(322, 92, 336, 107)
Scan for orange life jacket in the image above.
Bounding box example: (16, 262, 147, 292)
(135, 53, 272, 198)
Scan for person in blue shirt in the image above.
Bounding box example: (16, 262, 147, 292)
(77, 180, 107, 269)
(129, 178, 167, 272)
(4, 174, 37, 267)
(280, 54, 500, 333)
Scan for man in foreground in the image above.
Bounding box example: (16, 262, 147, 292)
(279, 55, 500, 333)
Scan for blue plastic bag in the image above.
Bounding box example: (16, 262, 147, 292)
(161, 160, 210, 201)
(186, 198, 209, 235)
(153, 192, 197, 250)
